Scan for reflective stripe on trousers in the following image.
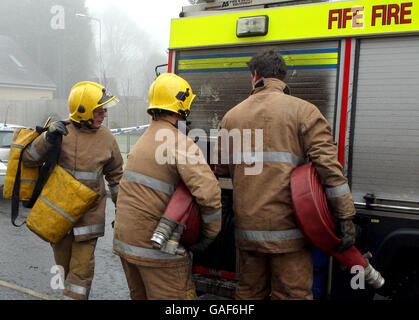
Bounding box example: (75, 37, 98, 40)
(113, 238, 184, 260)
(122, 170, 175, 195)
(225, 152, 307, 166)
(235, 228, 304, 242)
(73, 224, 105, 236)
(65, 282, 90, 298)
(201, 208, 222, 223)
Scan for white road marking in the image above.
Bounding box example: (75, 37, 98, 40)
(0, 279, 61, 300)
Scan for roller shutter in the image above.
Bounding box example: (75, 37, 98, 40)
(175, 40, 340, 135)
(350, 36, 419, 204)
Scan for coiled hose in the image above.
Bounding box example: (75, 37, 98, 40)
(291, 162, 384, 288)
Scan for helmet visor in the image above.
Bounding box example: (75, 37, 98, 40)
(102, 97, 119, 109)
(98, 88, 119, 107)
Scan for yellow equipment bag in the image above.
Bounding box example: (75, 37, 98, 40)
(3, 128, 42, 201)
(3, 118, 52, 227)
(26, 165, 99, 244)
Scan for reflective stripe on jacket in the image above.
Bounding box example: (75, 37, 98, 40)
(113, 117, 222, 267)
(22, 122, 123, 242)
(216, 78, 355, 254)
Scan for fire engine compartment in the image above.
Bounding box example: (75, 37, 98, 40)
(170, 0, 419, 300)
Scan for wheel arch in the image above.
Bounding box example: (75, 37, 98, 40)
(374, 228, 419, 272)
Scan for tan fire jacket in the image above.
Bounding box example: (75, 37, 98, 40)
(113, 116, 222, 267)
(22, 121, 123, 242)
(216, 78, 355, 254)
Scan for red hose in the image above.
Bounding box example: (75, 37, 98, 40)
(290, 162, 367, 269)
(162, 182, 200, 245)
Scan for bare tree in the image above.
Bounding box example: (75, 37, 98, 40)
(93, 4, 166, 127)
(97, 4, 167, 96)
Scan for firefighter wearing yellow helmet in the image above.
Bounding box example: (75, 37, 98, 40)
(22, 81, 124, 300)
(147, 72, 196, 119)
(113, 73, 221, 300)
(68, 81, 120, 127)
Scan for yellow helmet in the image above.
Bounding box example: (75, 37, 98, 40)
(68, 81, 119, 124)
(147, 73, 196, 118)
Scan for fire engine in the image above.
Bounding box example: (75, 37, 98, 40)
(167, 0, 419, 299)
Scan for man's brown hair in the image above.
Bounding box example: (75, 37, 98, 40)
(246, 50, 288, 80)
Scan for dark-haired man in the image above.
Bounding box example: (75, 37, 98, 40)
(216, 50, 356, 300)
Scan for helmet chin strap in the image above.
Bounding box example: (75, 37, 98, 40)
(80, 119, 94, 129)
(177, 109, 189, 120)
(71, 120, 82, 128)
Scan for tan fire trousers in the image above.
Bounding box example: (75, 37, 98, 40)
(51, 233, 97, 300)
(236, 246, 313, 300)
(120, 257, 196, 300)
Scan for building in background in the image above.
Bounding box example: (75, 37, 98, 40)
(0, 36, 56, 100)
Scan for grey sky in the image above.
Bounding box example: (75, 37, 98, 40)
(85, 0, 191, 51)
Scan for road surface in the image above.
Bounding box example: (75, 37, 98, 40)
(0, 196, 130, 300)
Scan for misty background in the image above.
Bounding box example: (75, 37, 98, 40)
(0, 0, 194, 129)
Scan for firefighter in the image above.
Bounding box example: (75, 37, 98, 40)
(215, 50, 356, 300)
(113, 73, 222, 300)
(22, 81, 123, 300)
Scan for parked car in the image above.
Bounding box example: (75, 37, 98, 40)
(0, 123, 24, 195)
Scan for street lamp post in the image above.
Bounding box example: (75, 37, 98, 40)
(75, 13, 109, 127)
(75, 13, 104, 85)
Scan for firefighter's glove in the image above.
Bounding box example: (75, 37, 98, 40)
(334, 219, 356, 252)
(188, 236, 215, 253)
(46, 120, 70, 145)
